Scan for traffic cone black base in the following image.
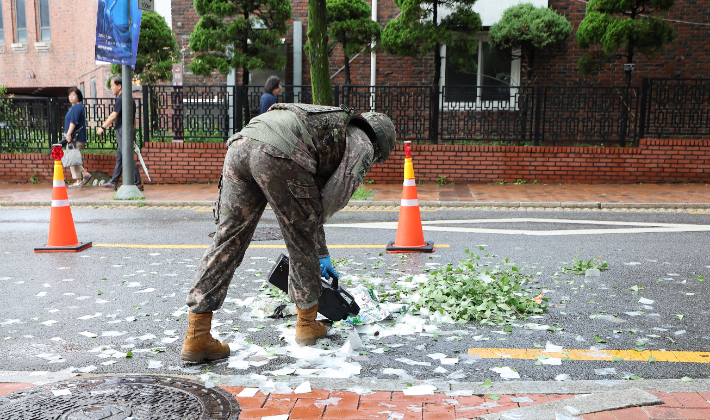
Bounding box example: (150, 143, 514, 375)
(34, 242, 93, 253)
(386, 241, 434, 254)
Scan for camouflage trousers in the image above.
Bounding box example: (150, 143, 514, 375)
(186, 137, 323, 313)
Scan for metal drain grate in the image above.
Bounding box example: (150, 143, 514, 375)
(0, 375, 239, 420)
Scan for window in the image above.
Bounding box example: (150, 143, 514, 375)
(15, 0, 27, 42)
(80, 82, 85, 96)
(442, 36, 520, 104)
(90, 78, 96, 98)
(0, 5, 5, 43)
(38, 0, 50, 41)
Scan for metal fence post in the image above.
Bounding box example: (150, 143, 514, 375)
(533, 86, 543, 146)
(334, 85, 340, 107)
(142, 85, 150, 147)
(236, 85, 243, 132)
(48, 97, 57, 147)
(638, 78, 649, 141)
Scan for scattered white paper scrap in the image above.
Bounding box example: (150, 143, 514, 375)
(102, 331, 126, 337)
(511, 397, 534, 403)
(41, 320, 58, 326)
(238, 388, 259, 397)
(148, 361, 163, 369)
(396, 358, 431, 366)
(594, 368, 616, 375)
(294, 381, 311, 394)
(79, 331, 97, 338)
(490, 366, 520, 379)
(51, 389, 71, 396)
(440, 358, 459, 365)
(36, 292, 46, 297)
(544, 342, 564, 353)
(402, 385, 436, 396)
(638, 298, 655, 305)
(427, 353, 447, 360)
(541, 357, 563, 365)
(77, 366, 97, 373)
(555, 374, 571, 381)
(134, 288, 156, 293)
(261, 415, 289, 420)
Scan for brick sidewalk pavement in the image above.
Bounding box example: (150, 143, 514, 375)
(1, 183, 709, 205)
(2, 384, 708, 419)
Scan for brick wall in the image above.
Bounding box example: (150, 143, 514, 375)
(2, 139, 709, 184)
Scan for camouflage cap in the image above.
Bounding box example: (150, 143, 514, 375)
(352, 112, 396, 164)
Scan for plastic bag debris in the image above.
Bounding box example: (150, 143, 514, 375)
(314, 397, 342, 408)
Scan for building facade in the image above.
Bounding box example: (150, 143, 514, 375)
(171, 0, 710, 88)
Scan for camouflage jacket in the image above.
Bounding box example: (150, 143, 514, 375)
(238, 103, 374, 223)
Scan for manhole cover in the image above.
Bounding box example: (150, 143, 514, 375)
(0, 375, 239, 420)
(209, 226, 282, 241)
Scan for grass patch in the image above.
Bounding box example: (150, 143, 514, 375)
(351, 185, 374, 201)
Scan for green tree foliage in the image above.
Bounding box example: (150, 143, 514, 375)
(107, 12, 179, 87)
(576, 0, 676, 77)
(189, 0, 291, 86)
(326, 0, 381, 86)
(381, 0, 482, 142)
(489, 4, 572, 81)
(308, 0, 332, 105)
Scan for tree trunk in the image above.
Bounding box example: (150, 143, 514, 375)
(343, 51, 351, 106)
(307, 0, 333, 106)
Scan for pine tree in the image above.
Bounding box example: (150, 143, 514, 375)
(326, 0, 381, 86)
(489, 4, 572, 82)
(382, 0, 482, 143)
(576, 0, 676, 81)
(189, 0, 291, 86)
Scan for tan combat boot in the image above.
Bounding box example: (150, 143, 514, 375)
(295, 304, 327, 346)
(181, 312, 231, 362)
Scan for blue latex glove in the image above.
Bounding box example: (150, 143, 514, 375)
(319, 256, 339, 280)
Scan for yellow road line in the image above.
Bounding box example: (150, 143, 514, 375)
(95, 244, 450, 249)
(468, 347, 710, 363)
(195, 209, 212, 212)
(690, 212, 710, 215)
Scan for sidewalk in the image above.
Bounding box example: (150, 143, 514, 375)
(1, 182, 709, 207)
(1, 381, 709, 419)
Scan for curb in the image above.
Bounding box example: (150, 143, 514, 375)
(2, 200, 710, 209)
(2, 371, 710, 394)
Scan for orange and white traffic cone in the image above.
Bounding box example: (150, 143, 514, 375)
(386, 141, 434, 253)
(34, 144, 92, 253)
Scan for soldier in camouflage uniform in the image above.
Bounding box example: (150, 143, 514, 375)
(181, 104, 397, 362)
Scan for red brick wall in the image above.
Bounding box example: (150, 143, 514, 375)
(0, 0, 113, 93)
(2, 139, 709, 184)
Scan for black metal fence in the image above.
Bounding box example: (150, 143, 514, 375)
(0, 96, 142, 152)
(2, 78, 709, 152)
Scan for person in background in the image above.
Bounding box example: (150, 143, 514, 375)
(65, 87, 92, 188)
(96, 77, 143, 191)
(259, 76, 282, 115)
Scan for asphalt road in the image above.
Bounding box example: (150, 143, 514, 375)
(1, 206, 709, 384)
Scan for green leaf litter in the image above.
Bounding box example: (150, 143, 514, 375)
(407, 248, 545, 325)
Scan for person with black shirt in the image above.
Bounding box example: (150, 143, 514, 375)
(97, 77, 143, 191)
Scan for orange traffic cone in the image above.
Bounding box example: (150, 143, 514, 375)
(386, 142, 434, 253)
(34, 144, 92, 253)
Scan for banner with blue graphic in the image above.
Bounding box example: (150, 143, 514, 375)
(95, 0, 142, 68)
